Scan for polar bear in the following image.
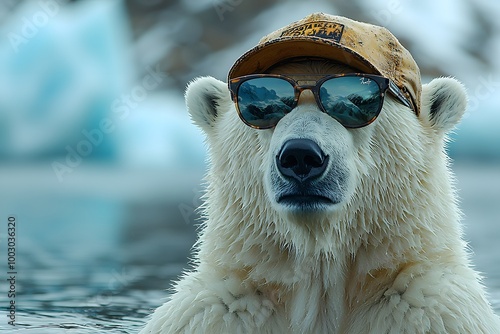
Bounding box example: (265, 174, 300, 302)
(141, 13, 500, 333)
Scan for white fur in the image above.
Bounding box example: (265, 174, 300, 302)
(141, 61, 500, 333)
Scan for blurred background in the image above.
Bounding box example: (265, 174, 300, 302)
(0, 0, 498, 332)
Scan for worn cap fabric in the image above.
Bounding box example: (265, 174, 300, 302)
(228, 12, 421, 114)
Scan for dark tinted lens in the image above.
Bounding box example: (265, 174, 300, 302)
(237, 77, 295, 128)
(319, 76, 383, 127)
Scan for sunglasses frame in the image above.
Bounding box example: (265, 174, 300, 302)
(228, 73, 414, 129)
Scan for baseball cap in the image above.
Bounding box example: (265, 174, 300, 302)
(228, 13, 421, 114)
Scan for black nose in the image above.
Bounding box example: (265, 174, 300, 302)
(276, 139, 328, 182)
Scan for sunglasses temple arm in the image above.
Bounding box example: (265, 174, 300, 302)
(388, 80, 414, 111)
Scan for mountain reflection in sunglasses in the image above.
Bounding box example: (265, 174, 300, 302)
(229, 73, 414, 129)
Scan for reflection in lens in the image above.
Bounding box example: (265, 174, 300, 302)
(237, 77, 294, 128)
(319, 76, 382, 127)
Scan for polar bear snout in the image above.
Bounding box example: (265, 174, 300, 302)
(276, 139, 329, 182)
(269, 136, 351, 212)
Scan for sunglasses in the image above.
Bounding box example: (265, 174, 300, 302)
(229, 73, 414, 129)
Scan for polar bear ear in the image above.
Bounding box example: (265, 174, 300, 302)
(185, 76, 231, 132)
(420, 77, 467, 133)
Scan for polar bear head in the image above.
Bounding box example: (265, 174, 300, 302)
(185, 14, 467, 257)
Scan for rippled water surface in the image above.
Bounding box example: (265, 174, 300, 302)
(1, 162, 499, 333)
(1, 262, 187, 333)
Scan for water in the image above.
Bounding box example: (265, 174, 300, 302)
(1, 162, 499, 333)
(3, 264, 173, 333)
(0, 164, 200, 333)
(1, 245, 188, 333)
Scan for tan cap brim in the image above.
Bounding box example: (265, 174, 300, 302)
(229, 37, 382, 80)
